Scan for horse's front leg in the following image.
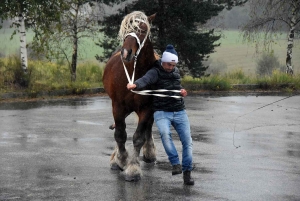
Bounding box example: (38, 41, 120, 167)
(110, 111, 128, 171)
(124, 121, 145, 181)
(124, 111, 156, 181)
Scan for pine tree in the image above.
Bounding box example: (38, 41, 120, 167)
(97, 0, 247, 77)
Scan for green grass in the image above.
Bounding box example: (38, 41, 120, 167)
(182, 69, 300, 91)
(1, 56, 299, 95)
(0, 56, 104, 94)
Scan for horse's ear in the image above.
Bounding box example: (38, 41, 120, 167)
(125, 6, 129, 15)
(148, 13, 156, 23)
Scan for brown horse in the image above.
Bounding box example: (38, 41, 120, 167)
(103, 11, 157, 181)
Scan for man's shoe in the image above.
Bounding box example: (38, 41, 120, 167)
(183, 171, 194, 185)
(172, 164, 182, 175)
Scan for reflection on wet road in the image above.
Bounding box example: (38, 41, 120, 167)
(0, 95, 299, 200)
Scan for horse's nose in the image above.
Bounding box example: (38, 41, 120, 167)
(121, 48, 132, 61)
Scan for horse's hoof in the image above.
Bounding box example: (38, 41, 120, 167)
(143, 155, 156, 163)
(125, 174, 141, 182)
(111, 163, 123, 171)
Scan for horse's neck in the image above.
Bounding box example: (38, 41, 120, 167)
(136, 41, 156, 72)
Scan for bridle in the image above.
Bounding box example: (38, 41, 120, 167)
(121, 32, 146, 85)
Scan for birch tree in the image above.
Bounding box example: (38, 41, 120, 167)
(241, 0, 300, 75)
(0, 0, 63, 73)
(18, 14, 28, 73)
(40, 0, 102, 82)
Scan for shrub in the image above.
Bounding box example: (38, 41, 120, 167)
(256, 52, 281, 76)
(204, 58, 228, 75)
(76, 62, 104, 83)
(0, 55, 29, 91)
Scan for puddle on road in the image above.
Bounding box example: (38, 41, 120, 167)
(73, 120, 104, 126)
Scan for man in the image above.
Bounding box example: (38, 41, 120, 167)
(127, 45, 194, 185)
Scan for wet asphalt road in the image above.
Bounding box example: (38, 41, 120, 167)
(0, 95, 299, 201)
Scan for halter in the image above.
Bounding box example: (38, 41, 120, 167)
(120, 32, 182, 99)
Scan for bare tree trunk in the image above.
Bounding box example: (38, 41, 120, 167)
(71, 35, 78, 82)
(70, 4, 79, 82)
(19, 14, 28, 73)
(286, 1, 297, 75)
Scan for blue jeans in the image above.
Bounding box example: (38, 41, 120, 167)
(154, 110, 193, 172)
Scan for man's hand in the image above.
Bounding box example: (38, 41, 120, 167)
(180, 89, 187, 97)
(127, 83, 136, 90)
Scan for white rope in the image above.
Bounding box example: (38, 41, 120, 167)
(131, 89, 182, 99)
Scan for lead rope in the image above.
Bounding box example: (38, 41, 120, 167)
(233, 93, 297, 149)
(121, 32, 182, 99)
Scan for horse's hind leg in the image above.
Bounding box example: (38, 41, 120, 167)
(142, 116, 156, 163)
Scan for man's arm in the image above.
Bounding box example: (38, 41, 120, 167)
(127, 68, 158, 90)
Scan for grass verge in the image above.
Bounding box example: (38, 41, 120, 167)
(1, 56, 300, 100)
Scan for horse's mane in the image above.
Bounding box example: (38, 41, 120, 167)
(118, 11, 151, 42)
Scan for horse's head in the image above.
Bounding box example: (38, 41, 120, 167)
(119, 11, 156, 62)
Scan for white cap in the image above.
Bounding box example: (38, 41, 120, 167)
(161, 51, 178, 63)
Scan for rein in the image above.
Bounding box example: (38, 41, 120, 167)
(232, 93, 298, 149)
(121, 32, 182, 99)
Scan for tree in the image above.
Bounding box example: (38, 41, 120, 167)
(241, 0, 300, 75)
(97, 0, 247, 77)
(0, 0, 105, 82)
(37, 0, 102, 82)
(0, 0, 64, 74)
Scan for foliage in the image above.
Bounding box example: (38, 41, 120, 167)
(241, 0, 300, 43)
(0, 0, 109, 82)
(224, 68, 252, 84)
(97, 0, 247, 78)
(0, 55, 29, 92)
(31, 0, 103, 82)
(0, 0, 64, 37)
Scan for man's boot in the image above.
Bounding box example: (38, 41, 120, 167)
(183, 171, 194, 185)
(172, 164, 182, 175)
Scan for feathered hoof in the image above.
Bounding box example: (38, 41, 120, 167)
(110, 163, 123, 171)
(125, 174, 141, 182)
(143, 155, 156, 163)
